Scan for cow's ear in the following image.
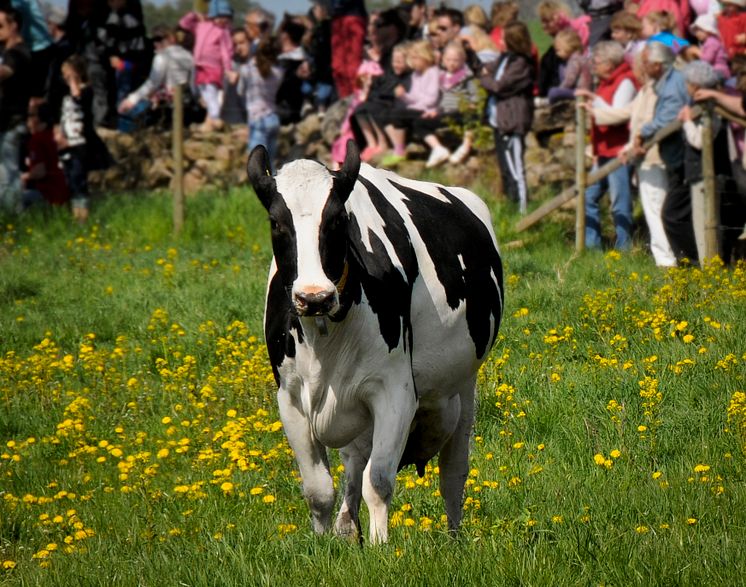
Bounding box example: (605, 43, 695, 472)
(247, 145, 276, 210)
(334, 140, 361, 204)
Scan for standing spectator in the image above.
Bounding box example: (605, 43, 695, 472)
(636, 42, 690, 263)
(303, 0, 336, 114)
(57, 55, 113, 223)
(631, 0, 690, 39)
(243, 6, 273, 56)
(578, 0, 624, 46)
(609, 10, 643, 65)
(330, 0, 367, 99)
(65, 0, 116, 127)
(179, 0, 234, 132)
(44, 5, 74, 124)
(400, 0, 427, 41)
(379, 39, 440, 166)
(580, 41, 638, 250)
(547, 28, 592, 103)
(20, 103, 70, 211)
(462, 4, 489, 35)
(431, 7, 463, 51)
(0, 5, 31, 213)
(685, 14, 730, 80)
(118, 24, 195, 127)
(238, 38, 283, 170)
(480, 21, 535, 214)
(717, 0, 746, 61)
(221, 27, 250, 126)
(9, 0, 53, 99)
(275, 16, 308, 125)
(99, 0, 151, 132)
(580, 51, 675, 265)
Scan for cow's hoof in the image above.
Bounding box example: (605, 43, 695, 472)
(334, 513, 359, 543)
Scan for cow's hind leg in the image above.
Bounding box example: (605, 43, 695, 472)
(362, 380, 417, 544)
(438, 380, 475, 534)
(277, 387, 335, 534)
(334, 434, 371, 542)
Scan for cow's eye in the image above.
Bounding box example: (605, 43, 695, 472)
(270, 218, 281, 232)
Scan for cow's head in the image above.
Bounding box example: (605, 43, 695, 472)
(248, 142, 361, 317)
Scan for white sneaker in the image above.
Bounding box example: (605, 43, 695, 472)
(449, 143, 471, 164)
(426, 146, 451, 168)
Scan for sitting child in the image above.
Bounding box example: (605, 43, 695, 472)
(411, 41, 479, 168)
(379, 40, 440, 166)
(547, 28, 592, 103)
(20, 103, 69, 211)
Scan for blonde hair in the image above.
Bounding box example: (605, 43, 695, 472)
(443, 40, 467, 61)
(554, 28, 582, 54)
(406, 39, 436, 67)
(643, 10, 676, 34)
(491, 1, 519, 28)
(463, 4, 489, 30)
(537, 1, 571, 22)
(465, 27, 499, 53)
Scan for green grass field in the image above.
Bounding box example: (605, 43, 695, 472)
(1, 181, 744, 586)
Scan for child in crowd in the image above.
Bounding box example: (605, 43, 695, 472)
(179, 0, 234, 132)
(640, 10, 689, 54)
(331, 60, 383, 169)
(21, 103, 69, 211)
(356, 43, 411, 162)
(547, 28, 592, 103)
(686, 14, 730, 80)
(716, 0, 746, 61)
(480, 21, 535, 214)
(380, 40, 440, 166)
(57, 55, 112, 223)
(238, 39, 283, 170)
(414, 41, 479, 167)
(610, 10, 643, 65)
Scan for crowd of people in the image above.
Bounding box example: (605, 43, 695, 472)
(0, 0, 745, 263)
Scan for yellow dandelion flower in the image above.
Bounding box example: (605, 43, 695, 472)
(687, 518, 697, 525)
(635, 525, 649, 534)
(250, 487, 264, 496)
(220, 482, 234, 493)
(262, 495, 276, 504)
(610, 449, 621, 459)
(593, 453, 606, 466)
(3, 561, 17, 570)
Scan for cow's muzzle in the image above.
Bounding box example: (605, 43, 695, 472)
(293, 289, 337, 317)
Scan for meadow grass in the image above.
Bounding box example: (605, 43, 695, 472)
(0, 182, 744, 586)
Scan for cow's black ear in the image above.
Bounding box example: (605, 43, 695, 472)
(247, 145, 276, 210)
(335, 140, 361, 203)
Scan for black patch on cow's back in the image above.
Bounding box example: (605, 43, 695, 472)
(265, 270, 303, 385)
(390, 181, 504, 359)
(348, 177, 420, 354)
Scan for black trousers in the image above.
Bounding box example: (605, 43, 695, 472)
(662, 164, 699, 264)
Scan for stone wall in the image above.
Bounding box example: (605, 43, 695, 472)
(90, 100, 578, 196)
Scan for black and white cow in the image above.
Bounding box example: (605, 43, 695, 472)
(248, 142, 504, 543)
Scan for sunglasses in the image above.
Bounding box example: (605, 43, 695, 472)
(437, 25, 450, 32)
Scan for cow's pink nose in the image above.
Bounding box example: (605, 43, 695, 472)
(294, 290, 335, 316)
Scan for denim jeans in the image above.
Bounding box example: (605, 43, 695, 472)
(584, 156, 633, 250)
(0, 123, 25, 213)
(249, 113, 280, 171)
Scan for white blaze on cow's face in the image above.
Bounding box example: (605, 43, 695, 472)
(248, 142, 360, 318)
(275, 161, 340, 317)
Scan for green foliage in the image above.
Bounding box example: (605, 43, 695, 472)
(0, 186, 745, 585)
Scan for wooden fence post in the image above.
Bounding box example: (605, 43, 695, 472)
(172, 84, 185, 235)
(699, 102, 719, 260)
(575, 97, 587, 252)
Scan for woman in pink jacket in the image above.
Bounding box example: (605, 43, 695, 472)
(179, 0, 234, 131)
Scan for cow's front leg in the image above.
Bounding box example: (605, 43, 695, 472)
(362, 377, 417, 544)
(277, 386, 335, 533)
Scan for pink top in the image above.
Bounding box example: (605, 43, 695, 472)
(402, 66, 440, 112)
(179, 12, 233, 86)
(700, 35, 731, 80)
